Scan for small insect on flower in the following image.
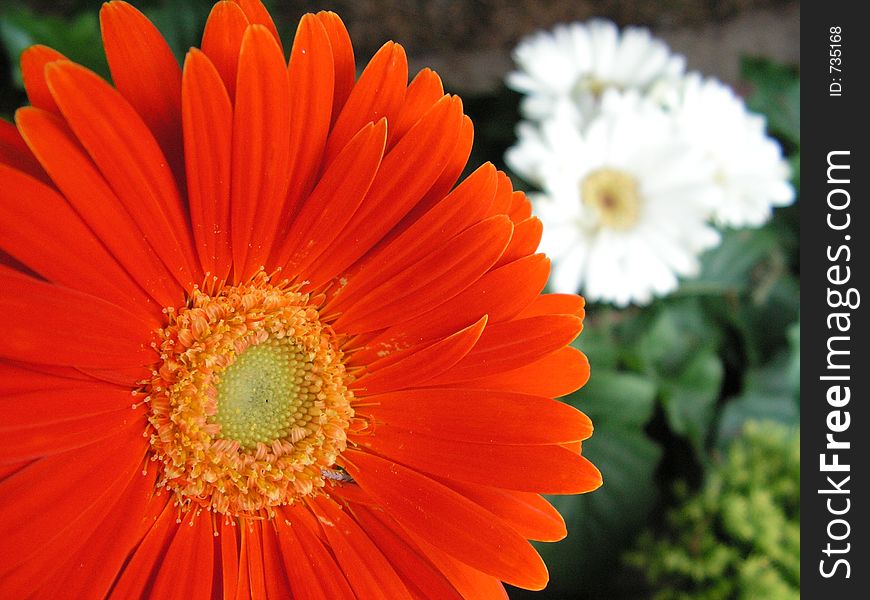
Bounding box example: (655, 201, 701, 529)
(322, 467, 356, 483)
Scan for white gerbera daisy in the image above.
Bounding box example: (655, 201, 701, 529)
(507, 19, 685, 123)
(672, 74, 795, 227)
(511, 92, 720, 306)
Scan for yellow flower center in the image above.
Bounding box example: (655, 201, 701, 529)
(580, 167, 642, 230)
(144, 272, 353, 516)
(583, 78, 609, 97)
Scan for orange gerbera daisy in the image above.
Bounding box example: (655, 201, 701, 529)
(0, 1, 600, 597)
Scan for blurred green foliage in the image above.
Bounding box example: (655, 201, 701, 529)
(513, 57, 800, 599)
(626, 421, 800, 600)
(741, 57, 800, 150)
(0, 4, 108, 86)
(0, 0, 216, 119)
(547, 369, 662, 592)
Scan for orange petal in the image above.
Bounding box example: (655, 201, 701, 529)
(349, 504, 464, 600)
(146, 512, 215, 599)
(399, 525, 510, 599)
(242, 522, 267, 599)
(343, 450, 550, 591)
(1, 406, 146, 464)
(516, 293, 586, 319)
(109, 500, 181, 598)
(309, 496, 414, 599)
(100, 1, 184, 183)
(0, 266, 154, 370)
(323, 41, 407, 165)
(400, 114, 474, 227)
(231, 0, 282, 50)
(0, 385, 138, 439)
(353, 425, 602, 494)
(234, 527, 253, 600)
(485, 171, 515, 217)
(509, 191, 533, 223)
(309, 96, 465, 288)
(261, 522, 291, 597)
(494, 216, 542, 268)
(201, 0, 250, 100)
(0, 461, 29, 483)
(275, 120, 386, 277)
(0, 419, 147, 578)
(457, 346, 591, 398)
(329, 162, 498, 317)
(182, 49, 233, 280)
(425, 314, 583, 384)
(219, 519, 240, 599)
(0, 164, 158, 322)
(389, 68, 444, 148)
(359, 388, 592, 445)
(280, 14, 335, 223)
(437, 480, 567, 542)
(314, 11, 355, 125)
(2, 472, 148, 593)
(14, 107, 185, 308)
(352, 316, 486, 395)
(354, 254, 549, 364)
(78, 366, 151, 388)
(20, 45, 66, 114)
(230, 25, 292, 279)
(0, 118, 49, 183)
(561, 440, 582, 454)
(274, 506, 356, 600)
(327, 480, 381, 507)
(35, 466, 163, 598)
(333, 216, 512, 333)
(0, 362, 95, 395)
(45, 61, 200, 290)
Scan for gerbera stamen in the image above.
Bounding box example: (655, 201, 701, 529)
(580, 167, 641, 229)
(145, 272, 354, 515)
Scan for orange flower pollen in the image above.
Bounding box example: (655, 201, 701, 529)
(145, 272, 354, 515)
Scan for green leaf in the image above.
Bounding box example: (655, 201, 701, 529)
(786, 322, 800, 399)
(545, 429, 662, 592)
(693, 226, 782, 291)
(535, 370, 662, 593)
(144, 0, 210, 63)
(0, 4, 109, 86)
(660, 350, 724, 456)
(693, 225, 799, 365)
(573, 369, 658, 427)
(717, 394, 799, 449)
(630, 300, 721, 376)
(740, 56, 800, 146)
(573, 321, 621, 375)
(716, 341, 801, 446)
(739, 274, 800, 363)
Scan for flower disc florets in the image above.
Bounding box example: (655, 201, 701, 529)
(144, 272, 353, 515)
(581, 167, 642, 230)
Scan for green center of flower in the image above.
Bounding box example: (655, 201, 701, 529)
(581, 167, 642, 230)
(213, 341, 315, 449)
